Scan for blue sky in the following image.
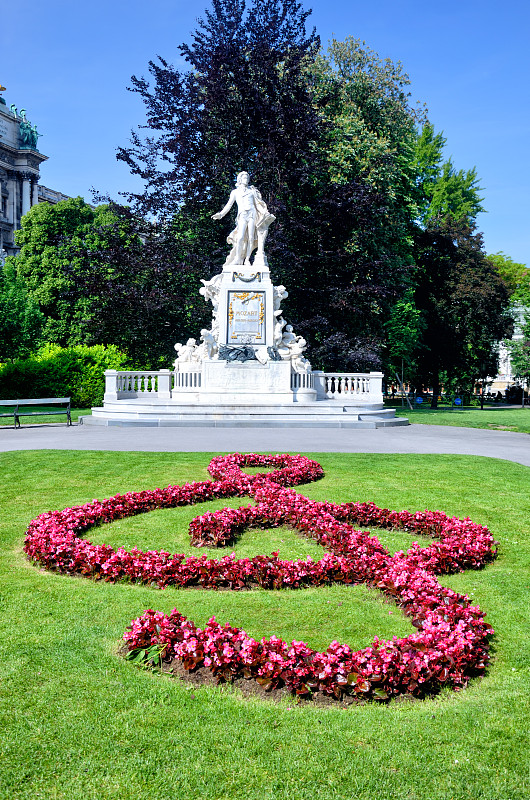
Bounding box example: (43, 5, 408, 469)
(2, 0, 529, 264)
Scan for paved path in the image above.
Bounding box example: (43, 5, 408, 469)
(0, 422, 528, 468)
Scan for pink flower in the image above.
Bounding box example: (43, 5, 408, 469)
(24, 453, 496, 702)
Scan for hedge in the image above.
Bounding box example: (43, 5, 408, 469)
(0, 343, 129, 407)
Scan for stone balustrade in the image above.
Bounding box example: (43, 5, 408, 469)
(104, 368, 383, 403)
(312, 371, 383, 401)
(290, 371, 314, 391)
(104, 370, 173, 401)
(174, 365, 202, 391)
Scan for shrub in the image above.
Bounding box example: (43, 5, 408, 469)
(0, 343, 129, 406)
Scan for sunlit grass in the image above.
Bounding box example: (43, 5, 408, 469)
(393, 405, 530, 433)
(1, 450, 529, 800)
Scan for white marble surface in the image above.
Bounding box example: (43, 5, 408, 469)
(212, 171, 275, 266)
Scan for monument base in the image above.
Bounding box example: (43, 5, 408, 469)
(84, 399, 407, 428)
(88, 368, 408, 427)
(174, 359, 313, 405)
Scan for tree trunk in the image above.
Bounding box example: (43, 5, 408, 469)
(430, 373, 440, 408)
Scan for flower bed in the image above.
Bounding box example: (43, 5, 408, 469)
(24, 453, 497, 703)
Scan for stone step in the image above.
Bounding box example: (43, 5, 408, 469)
(82, 413, 408, 429)
(94, 401, 394, 416)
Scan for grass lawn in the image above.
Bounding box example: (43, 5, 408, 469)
(392, 404, 530, 434)
(1, 450, 529, 800)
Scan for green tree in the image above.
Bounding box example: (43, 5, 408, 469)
(487, 252, 530, 305)
(10, 197, 102, 345)
(311, 37, 421, 266)
(383, 289, 425, 381)
(10, 198, 201, 366)
(413, 123, 484, 225)
(0, 259, 44, 361)
(307, 37, 432, 369)
(411, 217, 512, 405)
(68, 205, 212, 366)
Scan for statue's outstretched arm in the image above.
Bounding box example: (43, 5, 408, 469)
(212, 190, 236, 220)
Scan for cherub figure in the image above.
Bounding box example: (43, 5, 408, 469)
(174, 338, 200, 366)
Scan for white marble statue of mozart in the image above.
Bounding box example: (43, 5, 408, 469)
(212, 171, 275, 266)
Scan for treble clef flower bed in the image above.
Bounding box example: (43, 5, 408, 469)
(24, 453, 497, 703)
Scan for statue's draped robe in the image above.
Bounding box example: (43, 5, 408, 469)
(225, 186, 273, 263)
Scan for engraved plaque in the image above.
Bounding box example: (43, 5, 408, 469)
(227, 291, 265, 343)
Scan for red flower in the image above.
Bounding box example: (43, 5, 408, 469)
(24, 453, 496, 702)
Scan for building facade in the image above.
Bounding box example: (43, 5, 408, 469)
(493, 304, 528, 391)
(0, 87, 68, 258)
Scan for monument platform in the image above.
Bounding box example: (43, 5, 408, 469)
(83, 401, 405, 428)
(84, 369, 407, 428)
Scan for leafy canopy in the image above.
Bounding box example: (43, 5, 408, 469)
(0, 259, 44, 362)
(413, 123, 484, 225)
(411, 216, 512, 397)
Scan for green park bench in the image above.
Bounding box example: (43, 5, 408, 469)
(0, 398, 72, 428)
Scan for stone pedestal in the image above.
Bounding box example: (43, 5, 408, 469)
(189, 359, 294, 405)
(216, 266, 274, 352)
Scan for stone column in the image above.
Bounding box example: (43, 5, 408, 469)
(6, 172, 16, 224)
(21, 173, 31, 216)
(312, 370, 327, 400)
(157, 369, 172, 400)
(32, 180, 39, 207)
(368, 371, 384, 403)
(103, 370, 119, 401)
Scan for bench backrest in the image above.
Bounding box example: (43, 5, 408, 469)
(0, 398, 70, 406)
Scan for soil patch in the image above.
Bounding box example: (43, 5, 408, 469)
(118, 645, 419, 708)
